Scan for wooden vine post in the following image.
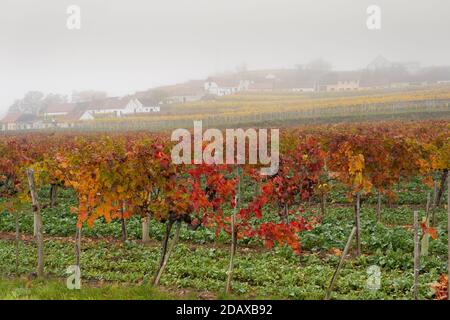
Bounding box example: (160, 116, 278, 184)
(75, 226, 82, 267)
(15, 210, 20, 275)
(325, 226, 357, 300)
(320, 193, 326, 217)
(432, 179, 438, 227)
(121, 202, 127, 242)
(26, 168, 44, 277)
(50, 184, 58, 207)
(436, 169, 448, 207)
(355, 192, 361, 256)
(142, 215, 150, 243)
(413, 210, 420, 300)
(226, 166, 241, 294)
(376, 192, 382, 222)
(142, 193, 151, 243)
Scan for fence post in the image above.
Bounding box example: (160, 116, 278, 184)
(413, 210, 420, 300)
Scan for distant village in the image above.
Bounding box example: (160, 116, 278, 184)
(2, 56, 450, 131)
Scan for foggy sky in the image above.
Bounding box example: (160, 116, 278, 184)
(1, 0, 450, 115)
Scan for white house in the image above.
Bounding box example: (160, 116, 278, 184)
(79, 110, 95, 121)
(1, 112, 22, 131)
(0, 113, 42, 131)
(326, 79, 360, 92)
(204, 77, 240, 96)
(85, 98, 129, 116)
(238, 80, 251, 91)
(317, 72, 361, 92)
(77, 98, 160, 120)
(121, 99, 160, 115)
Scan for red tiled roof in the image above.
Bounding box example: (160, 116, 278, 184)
(1, 112, 22, 123)
(1, 113, 38, 123)
(61, 110, 87, 122)
(44, 103, 76, 114)
(206, 77, 240, 88)
(87, 98, 130, 110)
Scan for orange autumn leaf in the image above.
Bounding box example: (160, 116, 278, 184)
(431, 274, 448, 300)
(330, 247, 342, 257)
(421, 222, 438, 240)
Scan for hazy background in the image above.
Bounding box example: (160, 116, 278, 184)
(1, 0, 450, 115)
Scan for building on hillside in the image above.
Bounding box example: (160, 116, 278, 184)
(0, 113, 44, 131)
(85, 97, 130, 116)
(367, 56, 422, 77)
(151, 80, 205, 104)
(326, 79, 360, 92)
(137, 98, 161, 112)
(121, 98, 160, 114)
(77, 98, 160, 121)
(57, 109, 93, 125)
(238, 69, 321, 92)
(237, 80, 252, 92)
(275, 70, 316, 92)
(78, 110, 95, 121)
(317, 72, 361, 92)
(246, 80, 275, 92)
(0, 112, 22, 131)
(204, 77, 241, 96)
(42, 103, 77, 118)
(236, 70, 281, 92)
(276, 77, 316, 92)
(1, 112, 22, 130)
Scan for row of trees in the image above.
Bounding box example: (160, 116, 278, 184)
(7, 90, 108, 115)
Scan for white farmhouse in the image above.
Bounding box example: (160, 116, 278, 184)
(78, 98, 161, 120)
(204, 77, 240, 96)
(121, 98, 160, 115)
(85, 98, 129, 116)
(79, 110, 95, 121)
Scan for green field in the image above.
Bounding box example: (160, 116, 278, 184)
(0, 178, 448, 300)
